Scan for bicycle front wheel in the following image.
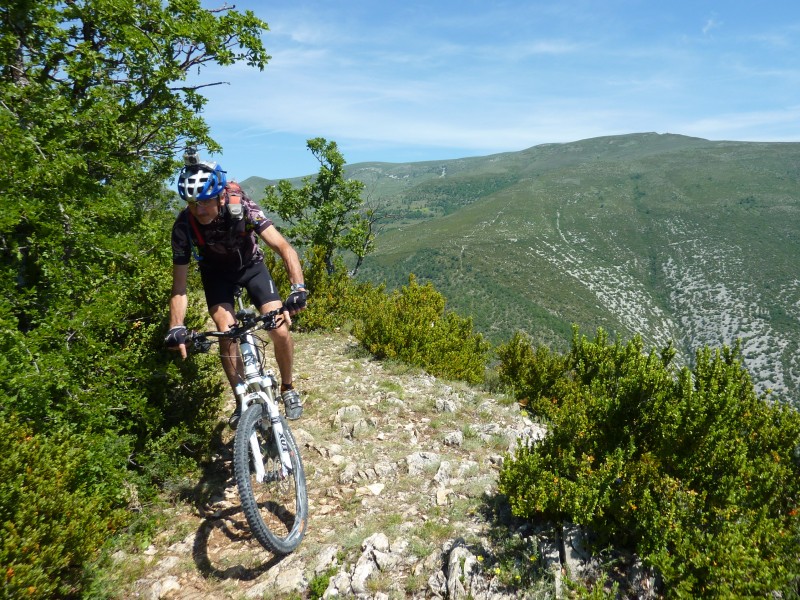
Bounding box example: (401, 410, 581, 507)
(233, 403, 308, 554)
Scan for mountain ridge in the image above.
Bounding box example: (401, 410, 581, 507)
(244, 133, 800, 403)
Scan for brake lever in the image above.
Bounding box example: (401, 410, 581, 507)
(257, 307, 288, 331)
(191, 333, 213, 354)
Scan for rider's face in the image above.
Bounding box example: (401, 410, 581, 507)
(188, 196, 220, 225)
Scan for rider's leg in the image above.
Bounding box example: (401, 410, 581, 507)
(244, 262, 302, 419)
(260, 300, 302, 419)
(208, 303, 241, 389)
(258, 300, 294, 386)
(242, 262, 291, 386)
(200, 267, 242, 391)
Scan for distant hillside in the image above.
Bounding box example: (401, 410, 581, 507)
(246, 133, 800, 403)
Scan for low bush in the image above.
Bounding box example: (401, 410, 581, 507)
(498, 328, 800, 597)
(351, 274, 491, 384)
(496, 330, 566, 418)
(272, 245, 384, 333)
(274, 249, 491, 385)
(0, 417, 130, 599)
(0, 204, 225, 598)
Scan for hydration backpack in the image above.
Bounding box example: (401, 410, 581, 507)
(185, 182, 249, 259)
(223, 181, 245, 221)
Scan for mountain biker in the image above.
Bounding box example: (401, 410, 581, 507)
(165, 148, 306, 423)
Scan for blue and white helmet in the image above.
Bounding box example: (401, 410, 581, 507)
(177, 161, 227, 202)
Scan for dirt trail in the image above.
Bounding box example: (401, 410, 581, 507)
(110, 331, 538, 599)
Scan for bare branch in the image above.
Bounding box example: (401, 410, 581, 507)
(170, 81, 230, 93)
(207, 3, 236, 14)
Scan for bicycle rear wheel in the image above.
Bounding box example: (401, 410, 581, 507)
(233, 403, 308, 554)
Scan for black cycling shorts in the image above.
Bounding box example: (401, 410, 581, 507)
(199, 261, 281, 310)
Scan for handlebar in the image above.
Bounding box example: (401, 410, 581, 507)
(188, 305, 287, 354)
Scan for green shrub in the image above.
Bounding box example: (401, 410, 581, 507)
(496, 330, 567, 418)
(498, 328, 800, 597)
(271, 245, 384, 333)
(352, 274, 491, 384)
(308, 566, 338, 600)
(272, 251, 491, 385)
(0, 417, 130, 599)
(0, 198, 226, 596)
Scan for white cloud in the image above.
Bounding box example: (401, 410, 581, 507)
(197, 1, 800, 177)
(702, 18, 721, 35)
(681, 106, 800, 140)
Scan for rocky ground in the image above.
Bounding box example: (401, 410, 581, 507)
(105, 331, 653, 599)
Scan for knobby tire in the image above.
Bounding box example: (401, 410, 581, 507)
(233, 403, 308, 554)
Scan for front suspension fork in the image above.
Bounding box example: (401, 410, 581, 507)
(246, 389, 293, 482)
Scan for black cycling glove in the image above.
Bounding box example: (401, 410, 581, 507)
(165, 325, 188, 348)
(284, 289, 308, 312)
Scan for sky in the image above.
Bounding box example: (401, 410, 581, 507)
(194, 0, 800, 180)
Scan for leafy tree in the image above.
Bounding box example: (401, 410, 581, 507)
(0, 1, 269, 595)
(1, 0, 270, 324)
(263, 137, 375, 274)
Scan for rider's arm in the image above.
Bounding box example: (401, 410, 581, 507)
(169, 264, 190, 326)
(259, 225, 304, 286)
(168, 264, 190, 359)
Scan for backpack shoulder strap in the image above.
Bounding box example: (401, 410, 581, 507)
(186, 210, 205, 247)
(179, 208, 205, 261)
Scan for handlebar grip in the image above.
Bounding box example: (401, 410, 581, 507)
(190, 332, 213, 353)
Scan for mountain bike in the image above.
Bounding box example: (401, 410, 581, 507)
(189, 292, 308, 555)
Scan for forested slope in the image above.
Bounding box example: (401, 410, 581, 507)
(342, 134, 800, 402)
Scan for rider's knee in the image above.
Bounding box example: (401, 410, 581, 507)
(268, 321, 291, 343)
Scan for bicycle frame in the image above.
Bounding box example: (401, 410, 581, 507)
(188, 292, 308, 554)
(194, 297, 294, 480)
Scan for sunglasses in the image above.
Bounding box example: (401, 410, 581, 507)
(186, 196, 219, 208)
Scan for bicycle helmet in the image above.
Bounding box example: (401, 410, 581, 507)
(177, 161, 227, 202)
